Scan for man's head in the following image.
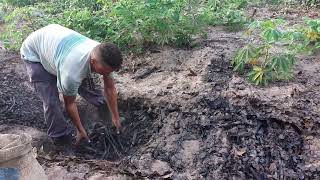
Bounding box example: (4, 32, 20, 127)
(90, 43, 123, 75)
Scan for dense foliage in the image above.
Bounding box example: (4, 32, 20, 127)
(0, 0, 252, 52)
(232, 19, 320, 85)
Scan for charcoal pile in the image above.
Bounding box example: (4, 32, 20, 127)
(75, 101, 158, 161)
(75, 122, 130, 160)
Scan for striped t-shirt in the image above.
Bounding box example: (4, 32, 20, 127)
(20, 24, 100, 96)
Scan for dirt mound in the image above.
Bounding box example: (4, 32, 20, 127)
(112, 26, 318, 179)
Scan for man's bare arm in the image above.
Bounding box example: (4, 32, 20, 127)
(103, 74, 121, 132)
(63, 95, 88, 144)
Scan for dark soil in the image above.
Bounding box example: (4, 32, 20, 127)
(0, 50, 44, 130)
(76, 98, 159, 161)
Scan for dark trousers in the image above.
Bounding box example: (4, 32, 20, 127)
(24, 61, 105, 138)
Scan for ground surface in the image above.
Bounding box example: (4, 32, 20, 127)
(1, 6, 320, 180)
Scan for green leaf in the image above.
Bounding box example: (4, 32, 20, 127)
(269, 54, 295, 80)
(260, 20, 276, 29)
(248, 20, 260, 30)
(253, 70, 262, 81)
(247, 66, 269, 86)
(261, 28, 282, 43)
(232, 45, 257, 71)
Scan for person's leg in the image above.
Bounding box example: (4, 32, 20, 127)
(33, 81, 72, 138)
(24, 61, 72, 138)
(78, 77, 105, 107)
(78, 77, 111, 122)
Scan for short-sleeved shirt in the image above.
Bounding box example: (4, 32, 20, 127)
(20, 24, 100, 96)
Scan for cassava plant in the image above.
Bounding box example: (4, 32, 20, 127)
(232, 19, 296, 86)
(287, 19, 320, 54)
(1, 0, 253, 53)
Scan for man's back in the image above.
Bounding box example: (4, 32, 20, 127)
(20, 24, 100, 96)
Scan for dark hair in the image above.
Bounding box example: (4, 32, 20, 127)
(97, 43, 123, 69)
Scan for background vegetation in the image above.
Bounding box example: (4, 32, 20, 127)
(0, 0, 253, 51)
(233, 19, 320, 85)
(0, 0, 319, 85)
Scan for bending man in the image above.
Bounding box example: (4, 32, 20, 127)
(20, 24, 122, 146)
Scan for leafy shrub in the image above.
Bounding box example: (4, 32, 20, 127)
(232, 19, 297, 85)
(1, 5, 52, 50)
(289, 19, 320, 53)
(2, 0, 44, 7)
(299, 0, 320, 7)
(232, 18, 320, 86)
(202, 0, 248, 26)
(1, 0, 251, 52)
(99, 0, 208, 50)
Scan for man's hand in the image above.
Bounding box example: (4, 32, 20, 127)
(75, 129, 89, 145)
(103, 74, 122, 134)
(63, 95, 89, 145)
(112, 117, 122, 134)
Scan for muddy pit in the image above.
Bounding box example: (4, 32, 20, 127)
(2, 7, 320, 179)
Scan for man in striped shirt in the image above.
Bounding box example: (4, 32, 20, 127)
(20, 24, 123, 147)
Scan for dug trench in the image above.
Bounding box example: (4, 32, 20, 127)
(76, 97, 160, 161)
(2, 13, 320, 179)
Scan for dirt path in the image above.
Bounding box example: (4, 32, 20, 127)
(1, 7, 320, 179)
